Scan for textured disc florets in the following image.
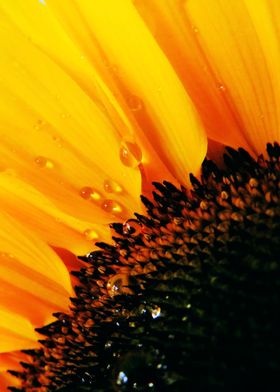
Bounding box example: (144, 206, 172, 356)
(10, 144, 280, 391)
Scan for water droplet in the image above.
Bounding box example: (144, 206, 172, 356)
(218, 84, 226, 92)
(33, 119, 46, 131)
(157, 363, 163, 369)
(127, 95, 143, 112)
(79, 371, 94, 385)
(34, 156, 54, 169)
(120, 139, 142, 168)
(105, 340, 112, 349)
(150, 305, 161, 319)
(52, 135, 63, 147)
(123, 219, 142, 236)
(103, 179, 123, 193)
(83, 229, 98, 241)
(107, 273, 133, 297)
(116, 371, 128, 385)
(101, 199, 122, 214)
(192, 25, 199, 33)
(80, 186, 101, 201)
(0, 252, 14, 259)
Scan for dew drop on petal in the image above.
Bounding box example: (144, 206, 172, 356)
(52, 135, 63, 147)
(217, 84, 226, 92)
(120, 139, 142, 168)
(34, 156, 54, 169)
(192, 25, 199, 34)
(79, 188, 92, 199)
(123, 219, 142, 236)
(104, 179, 123, 194)
(33, 119, 46, 131)
(83, 229, 99, 241)
(101, 199, 122, 215)
(107, 273, 132, 298)
(127, 94, 143, 112)
(0, 252, 14, 259)
(80, 186, 101, 201)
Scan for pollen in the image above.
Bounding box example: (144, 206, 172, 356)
(10, 144, 280, 391)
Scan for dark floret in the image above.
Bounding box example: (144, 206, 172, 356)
(10, 143, 280, 391)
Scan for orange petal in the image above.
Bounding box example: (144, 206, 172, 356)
(0, 352, 26, 390)
(0, 372, 21, 392)
(0, 172, 111, 254)
(136, 0, 280, 155)
(0, 213, 72, 327)
(44, 0, 207, 185)
(0, 308, 39, 353)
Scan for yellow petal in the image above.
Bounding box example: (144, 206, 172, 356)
(0, 0, 206, 188)
(0, 213, 72, 326)
(138, 0, 280, 155)
(0, 308, 39, 353)
(0, 352, 23, 372)
(0, 11, 142, 249)
(44, 0, 206, 185)
(186, 0, 280, 153)
(0, 172, 111, 254)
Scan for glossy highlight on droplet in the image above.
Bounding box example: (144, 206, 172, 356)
(33, 119, 46, 131)
(123, 219, 142, 236)
(83, 229, 99, 241)
(52, 135, 63, 147)
(80, 186, 101, 201)
(218, 84, 226, 92)
(34, 156, 54, 169)
(103, 179, 123, 194)
(120, 139, 142, 168)
(101, 199, 122, 214)
(107, 273, 133, 298)
(116, 371, 128, 385)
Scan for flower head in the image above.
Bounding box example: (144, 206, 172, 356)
(0, 0, 279, 390)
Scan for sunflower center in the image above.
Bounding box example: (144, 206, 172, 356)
(11, 144, 280, 391)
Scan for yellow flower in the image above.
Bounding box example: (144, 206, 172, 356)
(0, 0, 279, 390)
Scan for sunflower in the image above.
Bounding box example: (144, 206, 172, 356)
(0, 0, 280, 391)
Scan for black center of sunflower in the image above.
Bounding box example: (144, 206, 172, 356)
(10, 144, 280, 392)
